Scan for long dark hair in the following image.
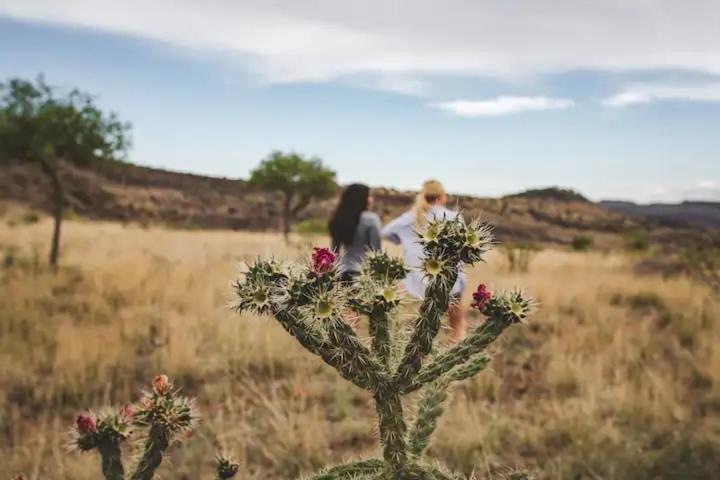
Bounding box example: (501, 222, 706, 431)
(329, 183, 370, 247)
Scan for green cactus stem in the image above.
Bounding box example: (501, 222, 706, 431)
(131, 424, 170, 480)
(407, 380, 450, 457)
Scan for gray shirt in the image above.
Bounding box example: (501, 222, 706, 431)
(331, 211, 382, 273)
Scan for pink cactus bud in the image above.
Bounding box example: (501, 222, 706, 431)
(471, 284, 492, 311)
(153, 374, 170, 395)
(76, 414, 96, 434)
(120, 403, 134, 418)
(141, 396, 153, 409)
(312, 247, 336, 273)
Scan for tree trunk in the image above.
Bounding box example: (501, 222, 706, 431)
(282, 193, 293, 242)
(39, 159, 63, 268)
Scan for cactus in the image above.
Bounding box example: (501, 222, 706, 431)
(69, 375, 238, 480)
(234, 216, 534, 479)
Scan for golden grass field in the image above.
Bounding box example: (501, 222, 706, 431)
(1, 204, 719, 479)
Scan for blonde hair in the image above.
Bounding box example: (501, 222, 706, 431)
(413, 180, 446, 225)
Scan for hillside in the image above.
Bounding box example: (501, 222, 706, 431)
(601, 200, 720, 230)
(0, 161, 704, 248)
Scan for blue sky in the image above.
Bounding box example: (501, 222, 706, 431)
(1, 1, 719, 203)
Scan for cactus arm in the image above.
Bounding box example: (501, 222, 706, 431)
(393, 270, 457, 390)
(369, 308, 392, 368)
(407, 381, 450, 457)
(276, 309, 386, 390)
(98, 440, 125, 480)
(324, 316, 387, 390)
(447, 354, 491, 383)
(402, 316, 507, 394)
(131, 425, 170, 480)
(308, 459, 384, 479)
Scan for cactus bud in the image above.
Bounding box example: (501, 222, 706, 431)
(119, 404, 134, 419)
(76, 414, 96, 434)
(470, 284, 492, 312)
(153, 374, 170, 395)
(312, 247, 336, 273)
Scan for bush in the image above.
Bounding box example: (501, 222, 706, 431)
(293, 218, 327, 236)
(571, 235, 593, 251)
(501, 243, 540, 273)
(625, 230, 650, 251)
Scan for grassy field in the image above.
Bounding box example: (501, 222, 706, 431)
(1, 205, 719, 479)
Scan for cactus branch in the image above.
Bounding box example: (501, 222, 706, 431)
(369, 308, 392, 368)
(131, 424, 170, 480)
(393, 270, 457, 390)
(407, 381, 450, 457)
(324, 315, 387, 390)
(402, 316, 506, 394)
(98, 440, 125, 480)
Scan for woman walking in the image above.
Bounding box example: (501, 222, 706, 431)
(328, 183, 382, 283)
(381, 180, 467, 341)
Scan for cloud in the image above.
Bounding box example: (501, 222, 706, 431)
(604, 83, 720, 107)
(431, 96, 574, 116)
(2, 0, 720, 90)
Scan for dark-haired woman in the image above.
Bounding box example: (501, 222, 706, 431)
(328, 183, 381, 283)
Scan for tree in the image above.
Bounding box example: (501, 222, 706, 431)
(0, 76, 130, 267)
(248, 151, 337, 240)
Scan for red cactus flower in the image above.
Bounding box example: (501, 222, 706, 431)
(76, 414, 96, 434)
(312, 247, 336, 273)
(119, 404, 134, 418)
(471, 284, 492, 311)
(153, 374, 170, 395)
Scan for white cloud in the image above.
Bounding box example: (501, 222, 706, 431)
(431, 96, 574, 116)
(604, 83, 720, 107)
(2, 0, 720, 90)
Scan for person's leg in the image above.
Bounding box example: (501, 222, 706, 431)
(448, 296, 467, 342)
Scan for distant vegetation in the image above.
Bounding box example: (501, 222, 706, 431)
(505, 186, 589, 203)
(571, 234, 594, 251)
(0, 76, 130, 266)
(249, 150, 337, 240)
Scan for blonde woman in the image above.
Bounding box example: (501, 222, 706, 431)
(381, 180, 467, 341)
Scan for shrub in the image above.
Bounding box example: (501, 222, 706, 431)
(293, 218, 328, 236)
(571, 235, 593, 251)
(625, 229, 650, 251)
(501, 243, 540, 273)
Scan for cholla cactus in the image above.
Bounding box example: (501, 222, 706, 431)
(69, 375, 236, 480)
(234, 216, 534, 479)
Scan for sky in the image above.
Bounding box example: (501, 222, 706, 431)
(1, 0, 719, 203)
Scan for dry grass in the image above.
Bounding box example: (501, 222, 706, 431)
(1, 206, 718, 479)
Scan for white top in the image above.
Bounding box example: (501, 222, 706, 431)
(381, 205, 466, 299)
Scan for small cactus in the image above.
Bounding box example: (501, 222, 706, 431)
(234, 215, 534, 479)
(69, 375, 237, 480)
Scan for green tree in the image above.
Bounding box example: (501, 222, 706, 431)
(249, 151, 337, 240)
(0, 76, 130, 267)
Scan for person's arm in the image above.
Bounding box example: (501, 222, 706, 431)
(380, 214, 404, 245)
